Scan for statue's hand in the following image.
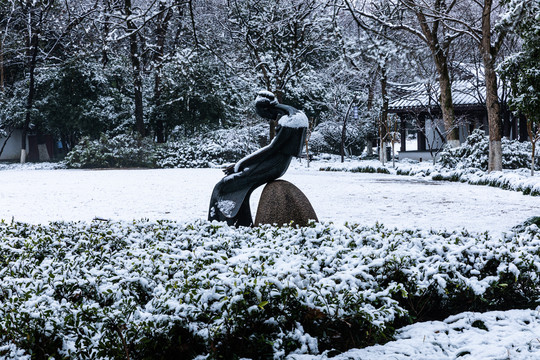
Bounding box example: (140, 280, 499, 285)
(223, 164, 235, 175)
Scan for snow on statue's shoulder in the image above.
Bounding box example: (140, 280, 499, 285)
(278, 111, 309, 128)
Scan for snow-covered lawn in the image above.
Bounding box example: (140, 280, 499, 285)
(1, 161, 539, 359)
(1, 160, 539, 236)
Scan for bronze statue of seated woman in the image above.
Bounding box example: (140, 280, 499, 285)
(208, 91, 308, 227)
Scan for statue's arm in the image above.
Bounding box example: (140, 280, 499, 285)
(233, 128, 291, 173)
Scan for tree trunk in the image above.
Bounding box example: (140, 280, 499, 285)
(379, 123, 386, 165)
(481, 0, 503, 172)
(527, 120, 537, 176)
(391, 140, 396, 168)
(437, 64, 460, 147)
(366, 66, 378, 157)
(101, 1, 111, 67)
(518, 114, 528, 142)
(366, 139, 373, 156)
(502, 104, 512, 138)
(21, 26, 40, 164)
(125, 0, 145, 137)
(379, 66, 389, 164)
(153, 72, 164, 142)
(305, 119, 312, 168)
(414, 8, 459, 146)
(153, 7, 172, 143)
(532, 142, 536, 177)
(341, 101, 354, 163)
(0, 37, 4, 92)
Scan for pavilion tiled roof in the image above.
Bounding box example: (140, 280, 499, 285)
(389, 80, 486, 112)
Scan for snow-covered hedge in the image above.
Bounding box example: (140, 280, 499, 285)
(320, 164, 390, 174)
(1, 220, 539, 359)
(428, 168, 540, 196)
(155, 127, 263, 168)
(309, 121, 366, 156)
(64, 134, 156, 169)
(64, 127, 266, 169)
(439, 129, 537, 171)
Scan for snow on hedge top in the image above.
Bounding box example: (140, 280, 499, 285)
(1, 219, 539, 359)
(278, 111, 309, 128)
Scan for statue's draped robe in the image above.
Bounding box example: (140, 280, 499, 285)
(208, 123, 307, 226)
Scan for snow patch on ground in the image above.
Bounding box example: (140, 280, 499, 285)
(0, 162, 65, 171)
(290, 308, 540, 360)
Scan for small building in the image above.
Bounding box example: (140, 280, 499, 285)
(1, 129, 54, 162)
(388, 79, 523, 161)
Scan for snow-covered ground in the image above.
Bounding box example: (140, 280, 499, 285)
(291, 309, 540, 360)
(1, 160, 539, 236)
(1, 161, 539, 359)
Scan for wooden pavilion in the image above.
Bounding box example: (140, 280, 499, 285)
(388, 80, 525, 160)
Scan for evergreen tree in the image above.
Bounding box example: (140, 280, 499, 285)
(499, 0, 540, 174)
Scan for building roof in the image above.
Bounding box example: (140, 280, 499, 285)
(389, 80, 486, 113)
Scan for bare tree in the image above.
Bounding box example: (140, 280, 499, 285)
(379, 62, 390, 164)
(479, 0, 507, 171)
(151, 2, 174, 143)
(19, 1, 53, 163)
(123, 0, 145, 136)
(380, 113, 400, 167)
(341, 99, 355, 163)
(343, 0, 462, 147)
(3, 0, 99, 163)
(99, 0, 191, 138)
(411, 0, 510, 171)
(224, 0, 334, 139)
(0, 1, 16, 92)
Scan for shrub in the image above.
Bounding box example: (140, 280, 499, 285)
(64, 125, 267, 169)
(310, 121, 366, 156)
(439, 129, 536, 171)
(155, 126, 264, 168)
(64, 134, 156, 169)
(0, 220, 539, 359)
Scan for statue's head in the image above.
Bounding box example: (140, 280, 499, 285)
(255, 90, 279, 120)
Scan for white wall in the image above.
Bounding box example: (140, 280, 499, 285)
(0, 130, 28, 161)
(425, 118, 446, 150)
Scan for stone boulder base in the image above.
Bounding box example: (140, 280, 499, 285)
(255, 180, 318, 227)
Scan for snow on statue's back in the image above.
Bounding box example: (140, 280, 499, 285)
(278, 111, 309, 128)
(208, 90, 308, 227)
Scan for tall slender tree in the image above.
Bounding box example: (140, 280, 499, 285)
(19, 1, 53, 163)
(123, 0, 145, 136)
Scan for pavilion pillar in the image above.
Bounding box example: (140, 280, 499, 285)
(511, 114, 518, 140)
(400, 116, 407, 152)
(519, 114, 528, 142)
(417, 114, 426, 151)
